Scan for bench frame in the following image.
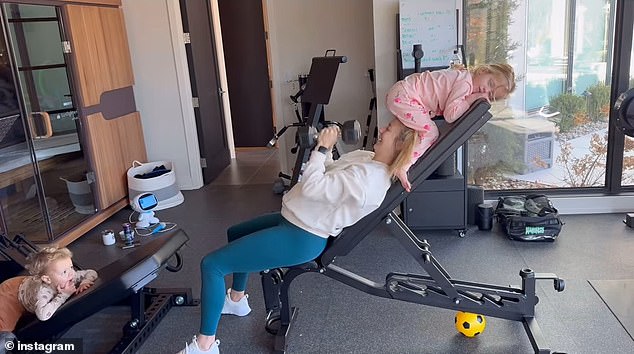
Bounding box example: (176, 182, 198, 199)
(261, 100, 565, 354)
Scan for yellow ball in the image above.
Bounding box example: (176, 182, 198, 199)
(454, 311, 486, 337)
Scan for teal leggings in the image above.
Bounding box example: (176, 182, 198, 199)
(199, 212, 328, 335)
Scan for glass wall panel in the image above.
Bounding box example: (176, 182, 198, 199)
(33, 68, 72, 112)
(0, 3, 94, 242)
(465, 0, 615, 190)
(8, 22, 65, 68)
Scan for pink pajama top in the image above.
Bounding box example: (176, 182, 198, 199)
(385, 69, 475, 188)
(398, 69, 474, 123)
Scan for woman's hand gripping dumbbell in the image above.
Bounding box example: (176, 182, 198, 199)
(297, 120, 361, 149)
(315, 125, 341, 152)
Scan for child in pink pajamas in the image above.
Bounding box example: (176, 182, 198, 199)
(386, 63, 516, 191)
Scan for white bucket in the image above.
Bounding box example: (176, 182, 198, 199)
(127, 160, 184, 210)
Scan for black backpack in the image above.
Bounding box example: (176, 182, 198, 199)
(495, 194, 563, 241)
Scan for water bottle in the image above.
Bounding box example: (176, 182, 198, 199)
(122, 223, 134, 246)
(449, 50, 462, 69)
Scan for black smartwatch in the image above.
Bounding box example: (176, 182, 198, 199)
(317, 146, 329, 154)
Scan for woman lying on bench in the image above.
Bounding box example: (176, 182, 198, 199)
(178, 119, 418, 354)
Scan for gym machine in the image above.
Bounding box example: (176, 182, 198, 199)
(615, 88, 634, 137)
(615, 88, 634, 226)
(261, 99, 566, 354)
(267, 50, 361, 190)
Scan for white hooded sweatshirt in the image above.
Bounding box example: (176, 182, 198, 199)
(281, 149, 392, 238)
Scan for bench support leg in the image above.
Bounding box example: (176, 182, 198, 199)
(110, 287, 198, 354)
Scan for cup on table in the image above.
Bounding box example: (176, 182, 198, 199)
(102, 229, 116, 246)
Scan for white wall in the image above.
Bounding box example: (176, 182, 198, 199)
(372, 0, 399, 129)
(266, 0, 375, 173)
(121, 0, 203, 190)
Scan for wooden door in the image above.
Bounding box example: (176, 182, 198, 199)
(218, 0, 273, 147)
(64, 5, 146, 210)
(180, 0, 230, 184)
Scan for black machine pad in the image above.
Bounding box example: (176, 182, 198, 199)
(615, 88, 634, 137)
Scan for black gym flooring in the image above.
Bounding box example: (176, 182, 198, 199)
(64, 148, 634, 354)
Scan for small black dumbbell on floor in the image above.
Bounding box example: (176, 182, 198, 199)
(296, 120, 361, 149)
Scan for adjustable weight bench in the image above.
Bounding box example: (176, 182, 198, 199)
(261, 99, 565, 354)
(0, 229, 195, 354)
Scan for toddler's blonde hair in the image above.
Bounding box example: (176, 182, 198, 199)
(25, 247, 73, 276)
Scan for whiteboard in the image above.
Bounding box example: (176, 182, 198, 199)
(399, 0, 458, 69)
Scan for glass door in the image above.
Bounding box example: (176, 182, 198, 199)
(0, 4, 36, 241)
(0, 3, 94, 243)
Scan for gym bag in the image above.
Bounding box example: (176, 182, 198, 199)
(494, 194, 563, 242)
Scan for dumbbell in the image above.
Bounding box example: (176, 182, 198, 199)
(296, 120, 361, 149)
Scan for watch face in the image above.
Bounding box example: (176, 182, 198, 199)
(139, 194, 158, 210)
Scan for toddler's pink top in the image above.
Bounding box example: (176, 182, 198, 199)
(400, 69, 474, 122)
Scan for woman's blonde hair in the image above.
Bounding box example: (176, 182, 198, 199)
(388, 127, 418, 178)
(25, 247, 73, 276)
(470, 63, 516, 98)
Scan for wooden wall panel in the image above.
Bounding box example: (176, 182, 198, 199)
(66, 5, 134, 107)
(100, 7, 134, 90)
(84, 112, 147, 209)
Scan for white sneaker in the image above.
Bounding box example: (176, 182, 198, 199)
(220, 288, 252, 316)
(177, 336, 219, 354)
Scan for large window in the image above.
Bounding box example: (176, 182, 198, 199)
(466, 0, 616, 191)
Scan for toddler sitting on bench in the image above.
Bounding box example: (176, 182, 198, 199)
(18, 247, 98, 321)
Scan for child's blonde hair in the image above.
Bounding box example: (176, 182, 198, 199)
(470, 63, 516, 98)
(388, 127, 418, 178)
(25, 247, 73, 276)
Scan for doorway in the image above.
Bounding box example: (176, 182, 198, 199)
(218, 0, 274, 147)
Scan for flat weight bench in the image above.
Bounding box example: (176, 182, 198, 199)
(261, 100, 566, 354)
(0, 229, 196, 354)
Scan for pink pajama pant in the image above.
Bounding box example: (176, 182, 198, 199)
(386, 81, 439, 182)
